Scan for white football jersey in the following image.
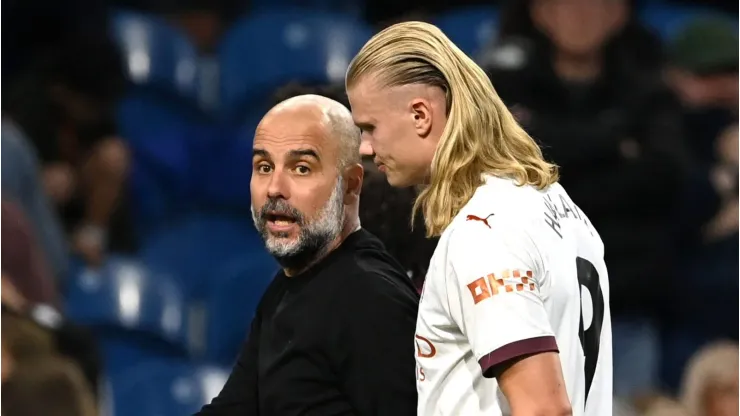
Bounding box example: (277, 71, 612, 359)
(415, 175, 612, 416)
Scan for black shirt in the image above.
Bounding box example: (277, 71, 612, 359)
(197, 229, 420, 416)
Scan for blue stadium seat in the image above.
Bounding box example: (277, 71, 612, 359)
(65, 256, 191, 375)
(99, 336, 192, 379)
(111, 9, 204, 148)
(111, 361, 229, 416)
(110, 10, 213, 235)
(189, 125, 255, 210)
(639, 2, 735, 40)
(139, 214, 270, 299)
(433, 6, 500, 58)
(205, 254, 277, 365)
(184, 121, 261, 215)
(66, 255, 188, 343)
(110, 10, 200, 102)
(218, 9, 373, 120)
(117, 106, 204, 238)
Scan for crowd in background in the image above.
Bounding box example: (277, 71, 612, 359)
(1, 0, 738, 415)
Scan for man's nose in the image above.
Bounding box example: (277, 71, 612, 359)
(266, 171, 290, 200)
(359, 139, 374, 157)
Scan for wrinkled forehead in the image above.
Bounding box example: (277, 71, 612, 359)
(254, 111, 337, 160)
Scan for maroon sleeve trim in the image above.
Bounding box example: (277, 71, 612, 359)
(478, 336, 559, 378)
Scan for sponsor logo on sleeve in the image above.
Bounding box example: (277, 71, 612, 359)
(466, 269, 537, 304)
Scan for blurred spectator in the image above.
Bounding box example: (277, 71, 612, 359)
(1, 342, 14, 384)
(666, 17, 737, 196)
(680, 341, 739, 416)
(489, 0, 665, 73)
(641, 397, 691, 416)
(1, 201, 59, 306)
(703, 125, 738, 242)
(482, 0, 692, 397)
(667, 17, 738, 136)
(2, 278, 102, 400)
(612, 397, 639, 416)
(1, 313, 54, 367)
(666, 15, 738, 260)
(271, 81, 438, 290)
(163, 0, 239, 53)
(1, 303, 57, 382)
(1, 356, 98, 416)
(3, 39, 136, 265)
(2, 120, 69, 281)
(661, 16, 738, 391)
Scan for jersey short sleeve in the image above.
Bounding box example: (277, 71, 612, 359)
(446, 217, 559, 377)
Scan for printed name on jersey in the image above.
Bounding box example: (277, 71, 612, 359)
(466, 269, 537, 305)
(465, 213, 495, 228)
(542, 194, 594, 239)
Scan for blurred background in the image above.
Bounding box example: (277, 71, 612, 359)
(0, 0, 737, 415)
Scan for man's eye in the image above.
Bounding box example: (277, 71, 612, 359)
(295, 165, 311, 175)
(256, 164, 272, 174)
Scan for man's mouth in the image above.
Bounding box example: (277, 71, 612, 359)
(373, 158, 388, 171)
(265, 212, 298, 227)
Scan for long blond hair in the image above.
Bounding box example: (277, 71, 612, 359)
(346, 21, 558, 237)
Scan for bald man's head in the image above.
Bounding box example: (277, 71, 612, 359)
(261, 94, 360, 169)
(251, 94, 364, 274)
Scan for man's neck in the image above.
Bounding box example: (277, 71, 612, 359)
(283, 218, 361, 277)
(553, 50, 603, 83)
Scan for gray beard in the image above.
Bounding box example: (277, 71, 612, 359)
(251, 178, 345, 270)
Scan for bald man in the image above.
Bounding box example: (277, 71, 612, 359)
(197, 95, 419, 416)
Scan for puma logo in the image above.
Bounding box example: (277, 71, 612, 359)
(466, 213, 495, 229)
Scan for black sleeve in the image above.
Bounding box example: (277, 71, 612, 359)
(337, 273, 419, 416)
(195, 317, 261, 416)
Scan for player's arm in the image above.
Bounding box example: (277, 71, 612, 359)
(448, 220, 572, 416)
(495, 352, 571, 416)
(338, 272, 419, 416)
(196, 316, 261, 415)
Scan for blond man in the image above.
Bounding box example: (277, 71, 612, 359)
(346, 21, 613, 416)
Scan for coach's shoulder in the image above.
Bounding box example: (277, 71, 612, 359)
(341, 270, 419, 332)
(339, 265, 419, 314)
(347, 244, 413, 289)
(354, 265, 417, 297)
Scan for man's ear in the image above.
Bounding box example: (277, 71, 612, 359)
(410, 98, 433, 138)
(343, 163, 364, 205)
